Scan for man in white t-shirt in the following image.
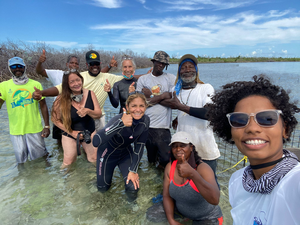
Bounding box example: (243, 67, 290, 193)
(136, 51, 175, 168)
(166, 54, 220, 175)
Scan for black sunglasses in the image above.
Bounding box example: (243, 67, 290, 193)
(89, 62, 100, 66)
(10, 64, 25, 69)
(226, 110, 283, 128)
(64, 69, 78, 75)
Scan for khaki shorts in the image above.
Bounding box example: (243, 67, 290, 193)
(94, 116, 106, 132)
(10, 132, 48, 163)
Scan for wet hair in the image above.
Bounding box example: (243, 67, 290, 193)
(125, 93, 148, 107)
(170, 144, 202, 168)
(66, 55, 80, 64)
(51, 70, 84, 133)
(207, 75, 299, 143)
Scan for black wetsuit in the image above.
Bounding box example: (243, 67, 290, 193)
(108, 77, 137, 113)
(62, 90, 95, 140)
(93, 113, 150, 199)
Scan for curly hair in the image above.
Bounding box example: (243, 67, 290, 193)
(207, 75, 299, 143)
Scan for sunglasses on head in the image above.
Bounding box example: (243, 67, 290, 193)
(226, 110, 283, 128)
(10, 64, 25, 69)
(89, 62, 100, 66)
(64, 69, 78, 75)
(122, 55, 133, 60)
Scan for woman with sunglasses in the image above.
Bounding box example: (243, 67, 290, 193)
(207, 75, 300, 225)
(93, 92, 149, 201)
(51, 70, 102, 168)
(104, 55, 138, 113)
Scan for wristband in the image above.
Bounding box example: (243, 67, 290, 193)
(108, 64, 111, 69)
(150, 94, 154, 98)
(44, 126, 50, 129)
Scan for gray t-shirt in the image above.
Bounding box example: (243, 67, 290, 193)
(136, 72, 175, 129)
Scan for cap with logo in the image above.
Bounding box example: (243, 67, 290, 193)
(8, 57, 26, 67)
(151, 51, 170, 65)
(86, 50, 100, 64)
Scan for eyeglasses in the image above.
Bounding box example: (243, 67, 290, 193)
(122, 55, 133, 60)
(128, 91, 144, 96)
(64, 69, 78, 75)
(10, 64, 25, 69)
(89, 62, 100, 66)
(226, 110, 283, 128)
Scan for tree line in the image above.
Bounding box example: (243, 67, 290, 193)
(0, 40, 153, 82)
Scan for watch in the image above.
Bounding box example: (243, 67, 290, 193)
(108, 64, 111, 69)
(150, 94, 154, 98)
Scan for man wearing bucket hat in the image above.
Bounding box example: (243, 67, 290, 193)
(168, 54, 220, 175)
(34, 50, 123, 131)
(0, 57, 50, 164)
(136, 51, 176, 168)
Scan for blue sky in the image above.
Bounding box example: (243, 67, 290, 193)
(1, 0, 299, 58)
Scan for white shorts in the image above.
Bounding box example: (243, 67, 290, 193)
(94, 115, 106, 132)
(10, 132, 48, 163)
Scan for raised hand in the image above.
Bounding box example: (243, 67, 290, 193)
(121, 108, 133, 127)
(147, 67, 153, 74)
(33, 86, 42, 100)
(110, 56, 118, 67)
(129, 82, 135, 93)
(39, 49, 46, 63)
(104, 79, 111, 92)
(177, 154, 192, 178)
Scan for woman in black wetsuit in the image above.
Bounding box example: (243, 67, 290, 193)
(51, 70, 102, 168)
(104, 55, 138, 113)
(93, 92, 150, 200)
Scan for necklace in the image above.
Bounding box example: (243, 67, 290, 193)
(180, 88, 194, 105)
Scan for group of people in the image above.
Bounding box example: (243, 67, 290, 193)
(0, 48, 299, 224)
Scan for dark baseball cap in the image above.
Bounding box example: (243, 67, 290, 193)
(86, 50, 100, 64)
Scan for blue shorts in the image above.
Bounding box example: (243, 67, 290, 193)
(10, 132, 48, 163)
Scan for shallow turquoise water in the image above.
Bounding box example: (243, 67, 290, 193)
(0, 62, 299, 224)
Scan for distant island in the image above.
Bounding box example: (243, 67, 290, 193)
(168, 56, 300, 64)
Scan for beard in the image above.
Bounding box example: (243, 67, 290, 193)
(180, 71, 197, 84)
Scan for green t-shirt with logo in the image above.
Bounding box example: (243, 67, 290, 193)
(0, 79, 44, 135)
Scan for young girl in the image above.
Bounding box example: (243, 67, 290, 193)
(207, 75, 300, 225)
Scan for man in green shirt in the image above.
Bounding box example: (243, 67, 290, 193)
(0, 57, 50, 163)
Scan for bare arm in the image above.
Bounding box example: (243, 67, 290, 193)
(36, 50, 48, 77)
(33, 86, 59, 100)
(163, 163, 182, 225)
(177, 156, 220, 205)
(0, 98, 4, 109)
(38, 99, 50, 138)
(101, 56, 117, 73)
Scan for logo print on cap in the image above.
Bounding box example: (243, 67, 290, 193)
(90, 53, 97, 59)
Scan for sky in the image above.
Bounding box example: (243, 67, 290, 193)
(0, 0, 299, 58)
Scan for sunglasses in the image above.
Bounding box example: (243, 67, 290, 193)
(226, 110, 283, 128)
(128, 91, 144, 96)
(89, 62, 100, 66)
(64, 69, 78, 75)
(10, 64, 25, 69)
(122, 55, 133, 60)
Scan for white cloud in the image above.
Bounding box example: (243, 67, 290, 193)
(160, 0, 258, 11)
(252, 51, 257, 55)
(88, 10, 300, 53)
(137, 0, 146, 4)
(28, 41, 78, 48)
(282, 50, 288, 54)
(90, 0, 122, 8)
(221, 53, 225, 57)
